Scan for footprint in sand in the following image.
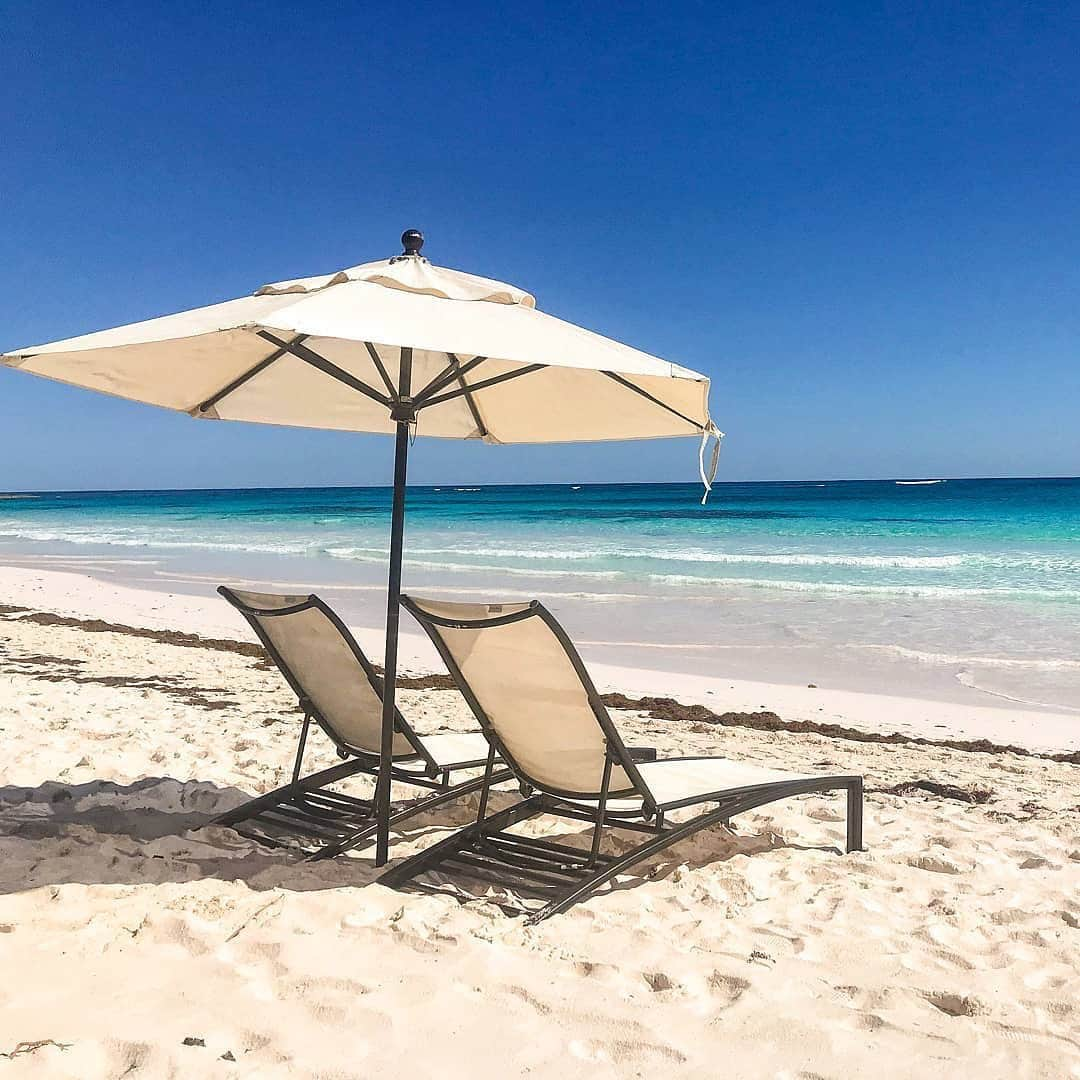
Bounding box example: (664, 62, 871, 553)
(504, 984, 554, 1015)
(571, 960, 632, 993)
(705, 971, 749, 1009)
(568, 1036, 687, 1066)
(921, 990, 988, 1017)
(641, 971, 683, 995)
(106, 1040, 153, 1076)
(1018, 855, 1059, 870)
(906, 853, 973, 875)
(855, 1012, 891, 1032)
(834, 984, 896, 1012)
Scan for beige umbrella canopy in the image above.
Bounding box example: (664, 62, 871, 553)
(4, 238, 714, 445)
(1, 230, 722, 862)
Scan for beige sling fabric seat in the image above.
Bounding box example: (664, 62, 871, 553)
(381, 596, 864, 921)
(566, 757, 820, 814)
(207, 587, 507, 859)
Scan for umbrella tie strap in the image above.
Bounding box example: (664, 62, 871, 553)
(699, 424, 724, 504)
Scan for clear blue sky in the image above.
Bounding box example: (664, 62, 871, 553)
(2, 2, 1078, 489)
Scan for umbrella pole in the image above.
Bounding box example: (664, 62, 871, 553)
(375, 352, 413, 866)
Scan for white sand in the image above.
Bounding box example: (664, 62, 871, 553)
(0, 565, 1077, 1077)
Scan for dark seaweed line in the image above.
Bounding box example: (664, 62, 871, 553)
(2, 605, 1076, 767)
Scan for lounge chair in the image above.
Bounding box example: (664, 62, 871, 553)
(208, 587, 510, 859)
(381, 596, 864, 922)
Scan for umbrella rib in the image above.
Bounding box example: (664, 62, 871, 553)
(412, 354, 488, 405)
(418, 364, 546, 410)
(446, 354, 489, 438)
(257, 331, 393, 407)
(600, 371, 704, 431)
(192, 333, 308, 415)
(364, 342, 398, 400)
(427, 356, 488, 436)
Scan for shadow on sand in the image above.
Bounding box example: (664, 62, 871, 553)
(0, 776, 832, 906)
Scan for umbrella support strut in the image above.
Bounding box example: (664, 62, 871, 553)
(374, 347, 413, 865)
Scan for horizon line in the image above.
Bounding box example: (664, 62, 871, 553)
(2, 474, 1079, 496)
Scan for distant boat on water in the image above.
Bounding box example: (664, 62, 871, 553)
(896, 479, 945, 486)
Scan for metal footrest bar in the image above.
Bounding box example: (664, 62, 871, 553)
(387, 811, 624, 910)
(457, 839, 599, 884)
(441, 849, 579, 890)
(427, 866, 553, 903)
(256, 806, 361, 839)
(210, 757, 373, 828)
(314, 766, 516, 860)
(480, 836, 616, 876)
(296, 788, 375, 814)
(287, 791, 375, 819)
(407, 875, 553, 908)
(232, 826, 316, 854)
(231, 814, 360, 856)
(482, 830, 616, 866)
(226, 784, 381, 855)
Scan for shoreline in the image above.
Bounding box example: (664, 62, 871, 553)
(0, 562, 1076, 755)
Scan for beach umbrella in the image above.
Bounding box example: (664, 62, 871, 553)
(1, 229, 722, 864)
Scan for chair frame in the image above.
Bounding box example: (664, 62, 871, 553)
(209, 586, 510, 859)
(382, 596, 863, 922)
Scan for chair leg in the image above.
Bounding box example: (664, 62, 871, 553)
(846, 778, 864, 853)
(475, 743, 497, 824)
(587, 753, 613, 867)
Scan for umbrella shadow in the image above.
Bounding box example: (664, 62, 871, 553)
(0, 775, 421, 897)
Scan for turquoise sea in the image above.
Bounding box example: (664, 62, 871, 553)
(1, 477, 1079, 709)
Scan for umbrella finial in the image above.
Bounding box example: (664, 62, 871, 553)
(400, 229, 424, 257)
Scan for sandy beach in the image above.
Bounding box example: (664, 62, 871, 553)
(0, 564, 1077, 1078)
(6, 0, 1080, 1075)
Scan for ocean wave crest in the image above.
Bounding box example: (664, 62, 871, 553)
(641, 573, 1080, 602)
(848, 643, 1080, 670)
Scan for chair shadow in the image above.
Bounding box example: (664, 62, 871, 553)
(598, 830, 843, 903)
(0, 776, 840, 907)
(380, 792, 847, 915)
